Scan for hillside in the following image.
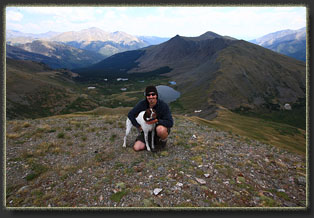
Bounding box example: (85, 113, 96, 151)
(6, 45, 65, 69)
(5, 109, 306, 207)
(6, 58, 170, 120)
(6, 58, 102, 119)
(73, 31, 306, 120)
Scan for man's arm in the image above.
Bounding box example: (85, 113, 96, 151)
(157, 103, 173, 128)
(128, 100, 146, 128)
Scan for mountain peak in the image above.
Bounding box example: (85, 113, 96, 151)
(168, 32, 229, 42)
(169, 34, 184, 41)
(86, 27, 104, 31)
(198, 31, 223, 40)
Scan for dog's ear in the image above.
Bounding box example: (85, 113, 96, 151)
(152, 109, 157, 119)
(143, 109, 151, 121)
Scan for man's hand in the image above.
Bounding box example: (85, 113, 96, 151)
(146, 119, 158, 125)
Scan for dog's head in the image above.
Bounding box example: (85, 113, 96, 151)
(143, 108, 157, 122)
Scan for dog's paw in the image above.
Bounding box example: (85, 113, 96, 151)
(151, 148, 158, 153)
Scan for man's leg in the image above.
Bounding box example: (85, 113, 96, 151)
(133, 140, 146, 151)
(133, 127, 169, 151)
(155, 125, 169, 149)
(156, 125, 169, 140)
(133, 132, 147, 151)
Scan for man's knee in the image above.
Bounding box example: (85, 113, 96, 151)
(133, 140, 146, 151)
(156, 125, 168, 139)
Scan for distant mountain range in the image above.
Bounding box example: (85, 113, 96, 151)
(250, 27, 306, 62)
(73, 31, 306, 118)
(6, 27, 169, 63)
(6, 26, 306, 71)
(6, 40, 106, 69)
(6, 29, 61, 39)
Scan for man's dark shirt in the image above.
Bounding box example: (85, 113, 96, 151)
(128, 99, 173, 129)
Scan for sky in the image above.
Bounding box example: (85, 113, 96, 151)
(6, 6, 307, 40)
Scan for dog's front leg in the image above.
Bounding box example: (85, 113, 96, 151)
(123, 119, 132, 148)
(151, 129, 155, 151)
(144, 132, 151, 152)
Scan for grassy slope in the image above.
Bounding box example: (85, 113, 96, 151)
(188, 107, 306, 155)
(6, 59, 83, 119)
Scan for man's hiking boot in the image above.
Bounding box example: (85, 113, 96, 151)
(151, 138, 167, 152)
(158, 138, 167, 150)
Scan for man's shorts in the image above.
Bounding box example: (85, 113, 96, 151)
(135, 125, 170, 150)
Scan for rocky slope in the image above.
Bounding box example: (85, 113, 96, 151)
(6, 112, 306, 208)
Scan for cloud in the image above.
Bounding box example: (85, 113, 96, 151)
(15, 7, 98, 22)
(6, 10, 23, 22)
(5, 6, 306, 39)
(21, 7, 71, 15)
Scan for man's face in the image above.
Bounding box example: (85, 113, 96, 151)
(146, 92, 157, 106)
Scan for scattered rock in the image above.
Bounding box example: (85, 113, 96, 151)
(296, 176, 306, 186)
(158, 166, 165, 173)
(223, 181, 229, 185)
(99, 195, 103, 202)
(195, 178, 206, 185)
(153, 188, 162, 196)
(284, 202, 297, 207)
(176, 182, 183, 187)
(17, 186, 30, 194)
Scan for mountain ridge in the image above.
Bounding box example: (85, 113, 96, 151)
(73, 31, 306, 119)
(128, 34, 236, 76)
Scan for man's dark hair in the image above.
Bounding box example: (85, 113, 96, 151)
(144, 86, 158, 98)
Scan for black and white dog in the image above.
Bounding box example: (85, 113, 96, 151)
(122, 108, 157, 151)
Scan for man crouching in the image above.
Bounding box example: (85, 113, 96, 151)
(127, 86, 173, 152)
